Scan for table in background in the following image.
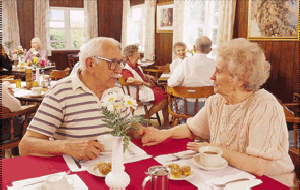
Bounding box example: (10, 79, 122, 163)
(2, 138, 288, 190)
(11, 66, 56, 80)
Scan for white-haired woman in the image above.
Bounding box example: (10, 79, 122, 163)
(122, 45, 170, 128)
(23, 37, 47, 62)
(169, 42, 187, 73)
(141, 38, 296, 187)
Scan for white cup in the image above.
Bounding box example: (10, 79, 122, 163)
(97, 134, 113, 152)
(32, 87, 43, 96)
(43, 174, 73, 190)
(199, 146, 223, 168)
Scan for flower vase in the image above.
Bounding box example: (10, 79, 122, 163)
(105, 136, 130, 190)
(18, 56, 22, 64)
(36, 67, 40, 83)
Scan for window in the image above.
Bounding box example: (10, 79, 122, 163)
(183, 1, 219, 59)
(127, 4, 145, 52)
(49, 7, 85, 50)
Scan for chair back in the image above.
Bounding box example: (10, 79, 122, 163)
(1, 104, 37, 158)
(167, 86, 214, 126)
(49, 69, 70, 80)
(67, 54, 78, 72)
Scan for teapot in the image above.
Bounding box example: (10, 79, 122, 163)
(142, 166, 170, 190)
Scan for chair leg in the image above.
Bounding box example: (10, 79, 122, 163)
(155, 112, 161, 126)
(1, 149, 5, 159)
(172, 116, 176, 127)
(174, 118, 179, 127)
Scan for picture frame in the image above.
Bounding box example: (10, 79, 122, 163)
(248, 0, 299, 41)
(157, 2, 174, 33)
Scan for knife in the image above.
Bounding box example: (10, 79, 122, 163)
(72, 157, 82, 169)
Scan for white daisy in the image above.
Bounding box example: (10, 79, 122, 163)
(123, 95, 138, 110)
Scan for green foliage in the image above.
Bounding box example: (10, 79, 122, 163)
(101, 107, 150, 152)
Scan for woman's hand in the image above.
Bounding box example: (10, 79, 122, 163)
(186, 141, 210, 152)
(141, 127, 170, 146)
(143, 82, 153, 88)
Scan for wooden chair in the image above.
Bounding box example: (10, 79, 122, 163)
(118, 77, 161, 126)
(49, 69, 70, 80)
(67, 54, 78, 73)
(279, 101, 299, 184)
(167, 86, 214, 127)
(144, 63, 170, 79)
(1, 105, 38, 159)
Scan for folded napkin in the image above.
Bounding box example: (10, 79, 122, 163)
(204, 171, 262, 190)
(7, 172, 88, 190)
(64, 141, 152, 172)
(154, 150, 196, 165)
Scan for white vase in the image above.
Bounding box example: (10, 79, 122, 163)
(36, 67, 40, 82)
(105, 136, 130, 190)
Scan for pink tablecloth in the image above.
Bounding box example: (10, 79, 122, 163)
(3, 138, 289, 190)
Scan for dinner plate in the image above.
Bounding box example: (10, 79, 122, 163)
(87, 163, 108, 177)
(170, 170, 195, 181)
(192, 154, 228, 171)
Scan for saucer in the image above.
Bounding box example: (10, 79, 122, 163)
(192, 154, 228, 171)
(87, 163, 108, 177)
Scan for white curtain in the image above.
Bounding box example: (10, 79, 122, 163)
(84, 0, 98, 42)
(217, 0, 237, 45)
(3, 0, 21, 53)
(34, 0, 51, 56)
(172, 0, 186, 60)
(122, 0, 131, 52)
(143, 0, 156, 60)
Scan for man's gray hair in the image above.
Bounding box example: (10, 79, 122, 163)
(79, 37, 120, 70)
(194, 36, 212, 53)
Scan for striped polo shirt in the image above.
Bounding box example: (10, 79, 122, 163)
(27, 72, 130, 140)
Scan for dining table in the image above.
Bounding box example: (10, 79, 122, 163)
(3, 138, 289, 190)
(9, 66, 56, 80)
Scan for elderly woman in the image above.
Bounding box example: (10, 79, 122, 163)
(141, 38, 295, 187)
(169, 42, 187, 73)
(122, 45, 170, 128)
(22, 37, 47, 63)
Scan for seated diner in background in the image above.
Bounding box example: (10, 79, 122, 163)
(22, 37, 47, 63)
(122, 45, 170, 128)
(168, 36, 216, 122)
(2, 82, 24, 156)
(141, 38, 296, 187)
(1, 44, 13, 75)
(19, 37, 146, 161)
(169, 42, 187, 73)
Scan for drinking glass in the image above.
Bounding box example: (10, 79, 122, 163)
(16, 79, 21, 89)
(33, 80, 39, 87)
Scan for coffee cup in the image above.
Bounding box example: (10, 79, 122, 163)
(199, 146, 223, 168)
(97, 134, 113, 152)
(43, 174, 73, 190)
(32, 87, 43, 96)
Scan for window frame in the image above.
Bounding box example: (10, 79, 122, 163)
(49, 6, 85, 51)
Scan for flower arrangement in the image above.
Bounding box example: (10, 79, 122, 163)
(186, 48, 195, 56)
(32, 52, 46, 68)
(4, 41, 13, 49)
(101, 93, 149, 151)
(13, 46, 25, 57)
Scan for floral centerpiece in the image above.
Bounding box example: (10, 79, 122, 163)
(186, 48, 195, 56)
(12, 46, 25, 59)
(101, 93, 148, 151)
(32, 51, 46, 68)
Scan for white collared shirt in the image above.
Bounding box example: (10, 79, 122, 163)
(170, 57, 184, 73)
(168, 53, 216, 101)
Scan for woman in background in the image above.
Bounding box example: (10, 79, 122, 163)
(22, 37, 47, 62)
(1, 44, 13, 73)
(170, 42, 187, 73)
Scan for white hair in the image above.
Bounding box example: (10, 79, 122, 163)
(79, 37, 120, 70)
(217, 38, 270, 90)
(194, 36, 212, 53)
(32, 37, 42, 46)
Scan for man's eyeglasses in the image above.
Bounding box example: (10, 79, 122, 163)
(92, 56, 125, 70)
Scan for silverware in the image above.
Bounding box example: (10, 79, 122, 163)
(72, 157, 82, 169)
(165, 152, 198, 163)
(212, 178, 249, 187)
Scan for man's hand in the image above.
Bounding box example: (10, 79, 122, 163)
(67, 140, 104, 161)
(141, 127, 170, 146)
(8, 87, 14, 96)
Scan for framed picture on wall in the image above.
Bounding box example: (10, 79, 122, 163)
(157, 2, 174, 33)
(248, 0, 299, 41)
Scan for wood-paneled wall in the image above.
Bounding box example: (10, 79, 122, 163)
(234, 0, 299, 103)
(16, 0, 123, 70)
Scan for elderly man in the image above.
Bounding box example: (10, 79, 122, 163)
(19, 37, 145, 161)
(168, 36, 216, 121)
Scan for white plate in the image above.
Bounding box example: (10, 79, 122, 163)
(192, 154, 228, 171)
(87, 163, 108, 177)
(100, 151, 112, 155)
(170, 170, 195, 181)
(28, 92, 45, 98)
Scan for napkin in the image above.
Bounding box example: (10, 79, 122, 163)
(155, 150, 262, 189)
(160, 73, 172, 78)
(204, 171, 262, 190)
(7, 172, 88, 190)
(64, 141, 152, 172)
